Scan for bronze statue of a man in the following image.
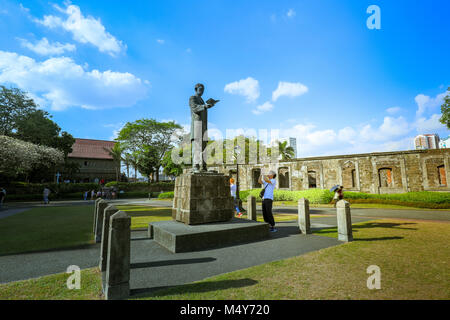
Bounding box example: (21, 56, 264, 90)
(190, 83, 218, 172)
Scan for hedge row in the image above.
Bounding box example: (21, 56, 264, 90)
(239, 189, 335, 204)
(1, 181, 175, 195)
(3, 182, 99, 195)
(237, 189, 450, 208)
(4, 191, 155, 202)
(343, 191, 450, 204)
(104, 181, 174, 192)
(158, 191, 175, 199)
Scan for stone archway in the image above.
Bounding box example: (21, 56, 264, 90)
(278, 167, 290, 189)
(438, 165, 447, 186)
(378, 168, 393, 187)
(308, 171, 317, 189)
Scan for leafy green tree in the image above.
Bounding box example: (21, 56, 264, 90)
(117, 119, 182, 182)
(0, 135, 64, 182)
(0, 86, 38, 136)
(439, 88, 450, 129)
(15, 110, 75, 157)
(136, 145, 160, 182)
(161, 149, 185, 177)
(105, 143, 123, 181)
(278, 140, 296, 160)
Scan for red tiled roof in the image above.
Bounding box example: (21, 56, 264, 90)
(68, 138, 116, 160)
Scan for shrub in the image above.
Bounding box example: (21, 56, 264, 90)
(104, 181, 174, 192)
(158, 191, 174, 199)
(239, 189, 334, 204)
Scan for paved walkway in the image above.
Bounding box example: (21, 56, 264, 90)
(0, 216, 373, 293)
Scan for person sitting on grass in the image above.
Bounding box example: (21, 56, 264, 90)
(230, 178, 241, 217)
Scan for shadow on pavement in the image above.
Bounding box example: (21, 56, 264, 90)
(131, 257, 216, 269)
(130, 278, 258, 298)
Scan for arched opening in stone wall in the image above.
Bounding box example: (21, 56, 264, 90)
(252, 168, 262, 188)
(342, 161, 356, 189)
(351, 169, 356, 188)
(378, 168, 393, 187)
(278, 167, 290, 189)
(308, 171, 317, 189)
(438, 165, 447, 186)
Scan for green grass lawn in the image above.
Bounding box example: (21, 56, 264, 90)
(0, 205, 95, 256)
(116, 205, 173, 229)
(1, 218, 449, 300)
(0, 205, 174, 255)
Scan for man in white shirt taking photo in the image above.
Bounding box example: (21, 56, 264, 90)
(258, 170, 277, 232)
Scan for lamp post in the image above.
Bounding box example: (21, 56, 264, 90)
(234, 146, 245, 212)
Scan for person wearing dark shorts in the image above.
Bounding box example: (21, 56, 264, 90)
(259, 170, 277, 232)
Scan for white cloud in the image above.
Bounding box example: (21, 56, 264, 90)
(272, 81, 308, 101)
(0, 50, 149, 111)
(287, 9, 296, 18)
(34, 4, 125, 56)
(18, 37, 76, 56)
(386, 106, 401, 114)
(415, 114, 446, 132)
(156, 39, 165, 44)
(224, 77, 260, 103)
(252, 101, 274, 115)
(360, 116, 410, 142)
(415, 91, 447, 116)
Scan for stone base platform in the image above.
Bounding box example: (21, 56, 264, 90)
(151, 218, 270, 253)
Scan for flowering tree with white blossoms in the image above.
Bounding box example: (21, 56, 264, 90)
(0, 135, 64, 180)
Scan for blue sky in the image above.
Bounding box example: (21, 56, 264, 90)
(0, 0, 449, 157)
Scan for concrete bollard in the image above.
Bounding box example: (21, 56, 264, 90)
(148, 223, 154, 239)
(105, 211, 131, 300)
(247, 195, 257, 221)
(336, 200, 353, 242)
(100, 205, 119, 288)
(298, 198, 311, 234)
(93, 198, 102, 233)
(95, 200, 109, 243)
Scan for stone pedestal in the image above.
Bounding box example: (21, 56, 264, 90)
(172, 172, 234, 225)
(247, 196, 257, 221)
(298, 198, 311, 234)
(336, 200, 353, 242)
(152, 218, 270, 253)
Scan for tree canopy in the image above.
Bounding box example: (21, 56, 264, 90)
(439, 88, 450, 129)
(116, 119, 182, 181)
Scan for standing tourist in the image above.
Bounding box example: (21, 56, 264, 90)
(230, 178, 241, 217)
(91, 189, 95, 200)
(0, 187, 6, 209)
(258, 170, 277, 232)
(43, 187, 51, 205)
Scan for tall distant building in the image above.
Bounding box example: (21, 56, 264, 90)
(439, 136, 450, 149)
(279, 137, 298, 158)
(414, 134, 440, 150)
(289, 137, 298, 158)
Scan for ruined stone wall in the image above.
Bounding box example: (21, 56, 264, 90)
(212, 149, 450, 194)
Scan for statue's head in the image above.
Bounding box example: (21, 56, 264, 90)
(195, 83, 204, 96)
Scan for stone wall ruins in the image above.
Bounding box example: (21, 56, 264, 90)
(211, 149, 450, 194)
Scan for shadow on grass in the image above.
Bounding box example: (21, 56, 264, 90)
(130, 278, 258, 298)
(313, 221, 417, 241)
(131, 257, 216, 269)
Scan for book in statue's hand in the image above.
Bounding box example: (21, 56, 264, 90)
(206, 98, 220, 106)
